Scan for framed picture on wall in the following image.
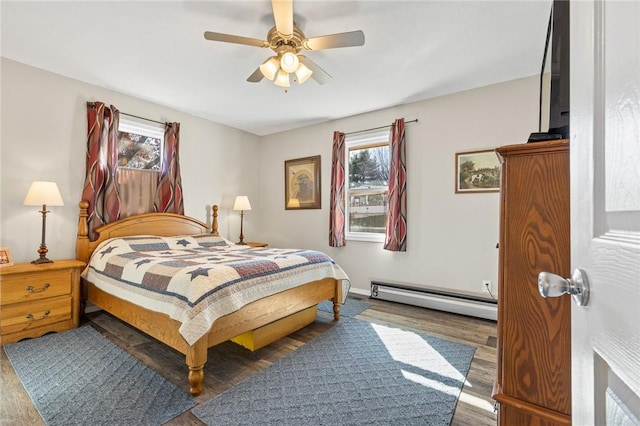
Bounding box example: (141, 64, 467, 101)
(285, 155, 321, 209)
(0, 247, 14, 268)
(455, 149, 501, 193)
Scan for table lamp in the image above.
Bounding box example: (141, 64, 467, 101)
(23, 181, 64, 264)
(232, 196, 251, 245)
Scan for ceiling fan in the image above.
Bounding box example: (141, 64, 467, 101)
(203, 0, 365, 90)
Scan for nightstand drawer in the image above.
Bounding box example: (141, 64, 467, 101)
(0, 270, 71, 305)
(0, 296, 72, 334)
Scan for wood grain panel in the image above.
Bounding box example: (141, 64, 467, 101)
(1, 271, 70, 304)
(0, 296, 71, 333)
(493, 140, 572, 424)
(500, 403, 571, 426)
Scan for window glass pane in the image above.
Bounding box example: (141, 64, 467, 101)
(348, 144, 389, 188)
(115, 117, 164, 215)
(348, 144, 389, 235)
(117, 117, 164, 171)
(117, 132, 162, 170)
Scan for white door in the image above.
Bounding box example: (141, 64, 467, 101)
(571, 0, 640, 424)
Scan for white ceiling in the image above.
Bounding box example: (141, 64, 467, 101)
(1, 0, 553, 136)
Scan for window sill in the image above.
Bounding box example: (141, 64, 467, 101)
(346, 233, 385, 243)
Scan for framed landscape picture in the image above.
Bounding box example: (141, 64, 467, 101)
(455, 149, 500, 193)
(285, 155, 321, 209)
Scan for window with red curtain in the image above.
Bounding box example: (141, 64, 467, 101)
(82, 102, 183, 240)
(329, 118, 406, 251)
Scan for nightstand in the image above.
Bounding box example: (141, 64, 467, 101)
(0, 259, 85, 345)
(245, 242, 268, 248)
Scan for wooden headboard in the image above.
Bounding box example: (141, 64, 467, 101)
(76, 200, 219, 263)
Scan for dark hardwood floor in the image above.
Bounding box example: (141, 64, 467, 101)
(1, 296, 498, 425)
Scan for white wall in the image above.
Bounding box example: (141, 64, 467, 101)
(0, 58, 261, 263)
(259, 76, 540, 296)
(1, 57, 540, 299)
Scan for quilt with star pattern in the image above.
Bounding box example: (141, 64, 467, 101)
(83, 234, 350, 345)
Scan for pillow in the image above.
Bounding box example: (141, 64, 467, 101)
(190, 234, 231, 248)
(117, 235, 230, 251)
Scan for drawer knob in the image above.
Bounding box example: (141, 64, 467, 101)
(26, 310, 51, 321)
(26, 283, 50, 293)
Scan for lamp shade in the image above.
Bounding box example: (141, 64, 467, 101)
(274, 69, 290, 88)
(23, 181, 64, 206)
(294, 62, 313, 84)
(259, 56, 279, 80)
(233, 196, 252, 211)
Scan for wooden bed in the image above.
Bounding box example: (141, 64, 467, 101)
(76, 201, 342, 396)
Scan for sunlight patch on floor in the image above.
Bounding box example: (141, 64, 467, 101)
(458, 390, 496, 413)
(371, 322, 467, 383)
(401, 369, 462, 396)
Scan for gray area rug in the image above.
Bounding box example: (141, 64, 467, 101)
(4, 326, 195, 426)
(318, 297, 371, 317)
(193, 317, 475, 425)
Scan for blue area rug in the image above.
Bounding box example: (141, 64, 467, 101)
(193, 317, 475, 425)
(4, 326, 195, 426)
(318, 297, 371, 317)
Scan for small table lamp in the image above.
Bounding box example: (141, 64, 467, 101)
(23, 181, 64, 264)
(232, 195, 252, 245)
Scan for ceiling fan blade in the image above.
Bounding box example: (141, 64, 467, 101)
(247, 67, 265, 83)
(204, 31, 268, 48)
(271, 0, 293, 36)
(303, 30, 365, 50)
(300, 56, 332, 85)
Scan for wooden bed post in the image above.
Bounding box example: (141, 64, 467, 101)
(211, 204, 219, 236)
(186, 338, 208, 396)
(332, 280, 342, 320)
(77, 200, 90, 263)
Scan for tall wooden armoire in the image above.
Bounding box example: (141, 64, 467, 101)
(492, 139, 572, 425)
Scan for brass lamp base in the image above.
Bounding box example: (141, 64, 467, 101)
(31, 207, 54, 264)
(31, 244, 53, 264)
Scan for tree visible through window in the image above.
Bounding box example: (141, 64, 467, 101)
(117, 118, 163, 170)
(345, 130, 390, 241)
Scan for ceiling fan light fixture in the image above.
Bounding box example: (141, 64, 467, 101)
(205, 3, 366, 89)
(274, 69, 290, 87)
(259, 56, 279, 80)
(280, 51, 299, 73)
(294, 62, 313, 84)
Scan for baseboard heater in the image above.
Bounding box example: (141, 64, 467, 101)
(370, 281, 497, 321)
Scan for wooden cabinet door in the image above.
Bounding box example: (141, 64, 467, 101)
(494, 140, 571, 425)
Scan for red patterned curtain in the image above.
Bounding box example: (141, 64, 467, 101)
(154, 122, 184, 214)
(329, 131, 346, 247)
(384, 118, 407, 251)
(81, 102, 121, 241)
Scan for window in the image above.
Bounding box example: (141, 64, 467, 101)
(117, 117, 163, 170)
(345, 130, 390, 242)
(116, 117, 165, 217)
